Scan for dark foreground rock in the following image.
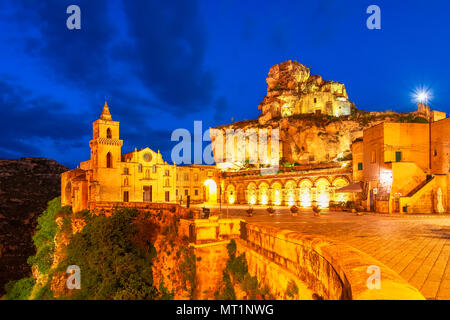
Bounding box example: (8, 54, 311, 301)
(0, 157, 67, 295)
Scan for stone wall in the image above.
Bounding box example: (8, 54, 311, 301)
(239, 223, 424, 300)
(192, 241, 230, 299)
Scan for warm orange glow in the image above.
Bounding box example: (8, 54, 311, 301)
(203, 179, 217, 203)
(318, 192, 329, 208)
(300, 189, 311, 207)
(260, 193, 268, 205)
(273, 189, 281, 205)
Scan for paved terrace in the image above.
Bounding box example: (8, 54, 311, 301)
(192, 205, 450, 300)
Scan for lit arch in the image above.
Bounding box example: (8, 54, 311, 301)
(270, 182, 283, 206)
(333, 177, 350, 203)
(316, 178, 331, 208)
(285, 180, 297, 206)
(299, 179, 313, 207)
(247, 182, 257, 205)
(203, 179, 217, 203)
(226, 184, 236, 204)
(258, 182, 269, 205)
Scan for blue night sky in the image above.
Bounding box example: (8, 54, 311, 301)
(0, 0, 449, 168)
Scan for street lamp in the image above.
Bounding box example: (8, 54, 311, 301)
(413, 87, 432, 105)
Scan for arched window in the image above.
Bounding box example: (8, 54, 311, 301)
(106, 152, 113, 168)
(106, 128, 112, 139)
(124, 177, 129, 186)
(138, 164, 143, 173)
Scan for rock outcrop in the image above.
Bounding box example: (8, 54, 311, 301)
(0, 158, 67, 295)
(214, 60, 432, 166)
(258, 60, 352, 124)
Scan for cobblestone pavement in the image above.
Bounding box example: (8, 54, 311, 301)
(194, 205, 450, 300)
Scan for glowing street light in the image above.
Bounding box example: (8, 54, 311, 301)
(413, 87, 432, 105)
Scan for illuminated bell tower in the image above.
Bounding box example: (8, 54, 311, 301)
(89, 102, 123, 202)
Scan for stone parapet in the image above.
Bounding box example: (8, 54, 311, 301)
(239, 222, 425, 300)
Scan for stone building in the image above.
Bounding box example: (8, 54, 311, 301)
(221, 163, 352, 208)
(61, 103, 219, 212)
(258, 60, 352, 124)
(352, 116, 449, 213)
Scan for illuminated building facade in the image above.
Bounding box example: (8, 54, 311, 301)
(61, 103, 219, 212)
(353, 118, 449, 213)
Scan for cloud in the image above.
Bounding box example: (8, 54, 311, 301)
(120, 0, 214, 111)
(213, 96, 228, 122)
(4, 0, 215, 117)
(0, 79, 90, 158)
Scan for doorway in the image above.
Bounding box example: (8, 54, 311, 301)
(203, 179, 217, 203)
(143, 186, 152, 202)
(370, 189, 375, 211)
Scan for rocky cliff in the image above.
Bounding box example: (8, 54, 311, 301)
(0, 158, 67, 295)
(258, 60, 352, 124)
(215, 60, 429, 165)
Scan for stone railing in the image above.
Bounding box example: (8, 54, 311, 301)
(239, 222, 425, 300)
(88, 201, 191, 217)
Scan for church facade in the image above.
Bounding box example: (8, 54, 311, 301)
(61, 103, 218, 213)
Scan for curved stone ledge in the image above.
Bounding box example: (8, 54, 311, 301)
(240, 222, 425, 300)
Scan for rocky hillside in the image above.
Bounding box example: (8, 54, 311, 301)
(215, 60, 429, 165)
(0, 158, 67, 295)
(217, 111, 427, 164)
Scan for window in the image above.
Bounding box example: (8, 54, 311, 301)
(358, 162, 363, 171)
(395, 151, 402, 162)
(176, 189, 178, 196)
(124, 177, 129, 186)
(106, 152, 113, 168)
(143, 153, 152, 162)
(194, 173, 198, 181)
(434, 150, 437, 156)
(165, 170, 170, 176)
(185, 189, 189, 196)
(371, 150, 376, 163)
(194, 189, 199, 196)
(123, 191, 129, 202)
(165, 178, 170, 187)
(145, 169, 150, 179)
(314, 97, 317, 103)
(184, 173, 189, 181)
(152, 165, 156, 173)
(165, 191, 170, 202)
(123, 167, 129, 175)
(138, 164, 142, 173)
(106, 128, 112, 139)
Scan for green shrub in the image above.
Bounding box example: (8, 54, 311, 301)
(32, 197, 63, 250)
(4, 277, 35, 300)
(286, 280, 299, 298)
(179, 247, 196, 299)
(215, 272, 236, 300)
(58, 207, 159, 300)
